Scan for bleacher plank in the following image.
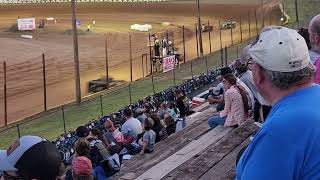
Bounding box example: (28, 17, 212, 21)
(162, 119, 257, 180)
(136, 126, 232, 180)
(113, 107, 217, 180)
(199, 138, 250, 180)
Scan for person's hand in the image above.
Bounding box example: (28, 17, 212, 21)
(139, 151, 144, 155)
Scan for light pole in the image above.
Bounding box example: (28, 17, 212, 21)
(196, 0, 203, 57)
(71, 0, 81, 104)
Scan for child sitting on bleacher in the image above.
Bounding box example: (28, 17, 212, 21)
(139, 118, 156, 155)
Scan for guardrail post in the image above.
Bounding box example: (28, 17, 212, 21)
(195, 23, 199, 58)
(151, 75, 155, 94)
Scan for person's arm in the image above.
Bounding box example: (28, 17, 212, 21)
(139, 133, 149, 155)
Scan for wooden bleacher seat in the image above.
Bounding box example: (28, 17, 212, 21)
(112, 104, 257, 180)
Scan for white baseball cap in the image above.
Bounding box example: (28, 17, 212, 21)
(249, 26, 313, 72)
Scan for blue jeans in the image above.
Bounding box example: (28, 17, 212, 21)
(208, 115, 227, 128)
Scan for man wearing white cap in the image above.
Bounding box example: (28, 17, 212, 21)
(236, 27, 320, 179)
(0, 136, 64, 180)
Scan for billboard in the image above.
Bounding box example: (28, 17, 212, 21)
(17, 18, 36, 31)
(163, 55, 175, 73)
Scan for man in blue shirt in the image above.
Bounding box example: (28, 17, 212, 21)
(236, 26, 320, 179)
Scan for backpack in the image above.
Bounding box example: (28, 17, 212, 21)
(126, 142, 143, 155)
(101, 153, 121, 177)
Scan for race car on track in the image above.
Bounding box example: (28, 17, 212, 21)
(220, 20, 236, 30)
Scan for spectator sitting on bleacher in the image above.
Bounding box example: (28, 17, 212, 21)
(121, 108, 143, 140)
(139, 118, 156, 155)
(175, 89, 190, 129)
(149, 113, 168, 143)
(137, 103, 152, 125)
(158, 102, 178, 121)
(208, 73, 249, 129)
(207, 75, 224, 98)
(75, 126, 109, 167)
(0, 136, 65, 180)
(104, 120, 125, 144)
(72, 156, 94, 180)
(207, 75, 225, 112)
(211, 66, 254, 113)
(164, 115, 176, 135)
(236, 27, 320, 179)
(234, 47, 271, 123)
(309, 14, 320, 84)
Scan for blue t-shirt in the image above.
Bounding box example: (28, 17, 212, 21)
(236, 85, 320, 180)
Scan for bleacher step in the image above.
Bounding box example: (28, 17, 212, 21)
(135, 126, 232, 180)
(199, 138, 250, 180)
(162, 119, 257, 180)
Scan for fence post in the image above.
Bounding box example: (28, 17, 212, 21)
(151, 75, 155, 94)
(269, 9, 272, 26)
(218, 20, 223, 50)
(255, 9, 258, 35)
(195, 23, 199, 58)
(262, 5, 265, 28)
(240, 16, 243, 43)
(205, 55, 209, 74)
(248, 10, 251, 38)
(17, 124, 21, 138)
(99, 95, 103, 116)
(105, 34, 109, 89)
(3, 62, 7, 126)
(62, 107, 66, 134)
(224, 46, 228, 66)
(230, 18, 234, 46)
(173, 68, 176, 86)
(208, 20, 212, 53)
(129, 34, 133, 82)
(145, 53, 148, 76)
(220, 48, 224, 67)
(42, 54, 47, 111)
(237, 46, 239, 59)
(182, 25, 186, 63)
(148, 33, 153, 74)
(295, 0, 299, 23)
(191, 60, 194, 79)
(141, 54, 145, 78)
(128, 84, 132, 104)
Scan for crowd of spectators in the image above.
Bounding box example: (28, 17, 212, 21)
(1, 13, 320, 180)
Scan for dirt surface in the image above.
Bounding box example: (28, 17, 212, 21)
(0, 1, 278, 125)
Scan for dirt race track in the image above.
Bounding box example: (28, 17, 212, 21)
(0, 0, 279, 125)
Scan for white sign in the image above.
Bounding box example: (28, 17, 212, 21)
(17, 18, 36, 31)
(163, 55, 175, 73)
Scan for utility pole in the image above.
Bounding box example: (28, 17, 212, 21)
(71, 0, 81, 104)
(196, 0, 203, 57)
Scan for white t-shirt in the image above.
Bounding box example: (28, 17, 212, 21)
(121, 117, 142, 139)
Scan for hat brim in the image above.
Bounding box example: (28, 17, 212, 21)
(0, 150, 17, 171)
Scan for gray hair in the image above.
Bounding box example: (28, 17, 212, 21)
(261, 65, 315, 89)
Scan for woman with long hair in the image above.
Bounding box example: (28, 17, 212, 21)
(208, 73, 249, 128)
